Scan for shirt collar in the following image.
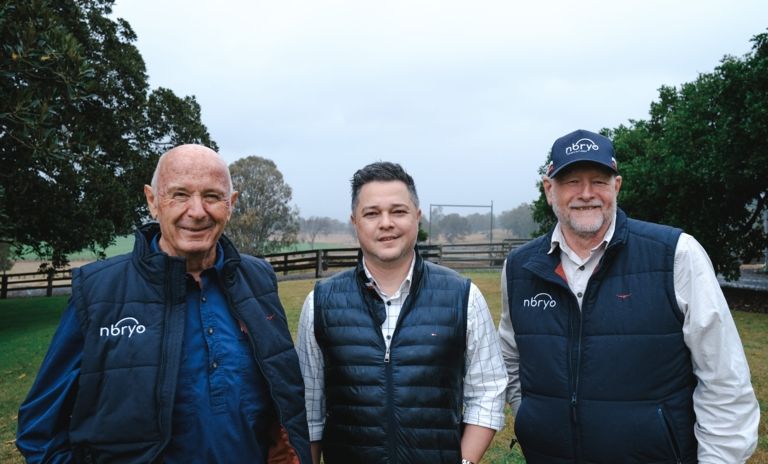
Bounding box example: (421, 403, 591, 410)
(361, 254, 416, 298)
(548, 212, 618, 256)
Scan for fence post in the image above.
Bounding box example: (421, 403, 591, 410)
(1, 274, 7, 299)
(315, 250, 322, 278)
(46, 270, 54, 297)
(283, 254, 288, 275)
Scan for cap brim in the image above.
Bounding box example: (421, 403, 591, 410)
(549, 159, 618, 178)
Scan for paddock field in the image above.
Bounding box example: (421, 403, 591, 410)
(1, 271, 765, 463)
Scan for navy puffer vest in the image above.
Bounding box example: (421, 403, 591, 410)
(506, 209, 696, 464)
(314, 253, 470, 464)
(68, 224, 310, 463)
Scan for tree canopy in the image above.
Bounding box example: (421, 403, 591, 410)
(498, 203, 537, 238)
(227, 156, 299, 255)
(532, 31, 768, 279)
(439, 213, 471, 243)
(0, 0, 216, 267)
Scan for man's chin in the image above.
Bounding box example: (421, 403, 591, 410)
(178, 240, 217, 255)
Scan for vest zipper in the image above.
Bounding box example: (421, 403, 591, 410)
(385, 345, 395, 461)
(569, 288, 584, 461)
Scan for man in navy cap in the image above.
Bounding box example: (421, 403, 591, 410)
(498, 129, 759, 463)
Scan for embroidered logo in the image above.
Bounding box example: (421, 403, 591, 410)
(99, 317, 146, 338)
(522, 293, 557, 310)
(616, 293, 632, 300)
(565, 138, 599, 156)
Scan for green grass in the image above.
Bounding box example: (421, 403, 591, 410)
(1, 272, 766, 463)
(0, 296, 68, 463)
(14, 235, 135, 261)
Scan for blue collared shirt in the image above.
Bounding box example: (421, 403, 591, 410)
(154, 237, 274, 463)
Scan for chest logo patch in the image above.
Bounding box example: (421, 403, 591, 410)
(100, 317, 146, 338)
(522, 293, 557, 310)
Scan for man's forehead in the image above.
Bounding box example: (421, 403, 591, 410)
(158, 154, 228, 182)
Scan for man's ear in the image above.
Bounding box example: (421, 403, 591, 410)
(144, 185, 158, 218)
(542, 176, 554, 206)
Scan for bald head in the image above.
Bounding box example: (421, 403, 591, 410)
(150, 144, 232, 199)
(143, 144, 239, 270)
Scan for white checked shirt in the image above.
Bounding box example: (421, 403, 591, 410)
(297, 257, 507, 442)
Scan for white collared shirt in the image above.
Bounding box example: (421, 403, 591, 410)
(548, 218, 616, 309)
(498, 216, 760, 463)
(298, 257, 507, 441)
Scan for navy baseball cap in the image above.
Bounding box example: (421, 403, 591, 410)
(546, 129, 618, 178)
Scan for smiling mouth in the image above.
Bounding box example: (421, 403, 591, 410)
(571, 205, 601, 211)
(181, 225, 212, 233)
(379, 236, 398, 242)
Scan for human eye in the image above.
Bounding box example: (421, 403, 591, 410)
(203, 193, 225, 204)
(363, 210, 379, 218)
(170, 191, 190, 202)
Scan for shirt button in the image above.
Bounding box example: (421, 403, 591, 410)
(208, 327, 214, 335)
(577, 292, 583, 298)
(386, 335, 391, 339)
(386, 301, 391, 306)
(211, 361, 218, 369)
(201, 295, 207, 302)
(579, 265, 585, 271)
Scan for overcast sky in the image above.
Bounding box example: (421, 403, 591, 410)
(112, 0, 766, 221)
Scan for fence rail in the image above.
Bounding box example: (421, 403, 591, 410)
(1, 269, 73, 299)
(1, 240, 531, 298)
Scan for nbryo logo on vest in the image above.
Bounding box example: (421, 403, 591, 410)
(100, 316, 146, 338)
(565, 138, 599, 156)
(522, 293, 557, 310)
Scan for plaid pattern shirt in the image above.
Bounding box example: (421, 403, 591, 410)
(297, 258, 507, 442)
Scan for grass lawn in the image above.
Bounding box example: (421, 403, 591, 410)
(1, 271, 766, 463)
(14, 235, 136, 262)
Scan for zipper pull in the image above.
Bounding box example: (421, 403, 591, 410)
(570, 393, 578, 423)
(384, 347, 390, 363)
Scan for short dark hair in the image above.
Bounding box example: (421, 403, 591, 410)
(350, 162, 419, 212)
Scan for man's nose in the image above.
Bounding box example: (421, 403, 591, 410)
(185, 193, 207, 217)
(379, 212, 394, 228)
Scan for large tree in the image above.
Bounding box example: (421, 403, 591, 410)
(0, 0, 216, 268)
(439, 213, 470, 243)
(498, 203, 537, 238)
(227, 156, 299, 255)
(532, 31, 768, 280)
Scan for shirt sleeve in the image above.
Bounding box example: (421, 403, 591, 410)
(16, 302, 83, 464)
(497, 261, 521, 415)
(296, 290, 326, 442)
(462, 283, 507, 431)
(674, 233, 760, 463)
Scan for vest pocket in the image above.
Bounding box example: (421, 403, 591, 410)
(656, 407, 682, 464)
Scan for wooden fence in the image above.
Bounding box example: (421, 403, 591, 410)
(1, 269, 73, 299)
(0, 240, 530, 298)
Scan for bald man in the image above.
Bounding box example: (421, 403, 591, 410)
(17, 145, 311, 464)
